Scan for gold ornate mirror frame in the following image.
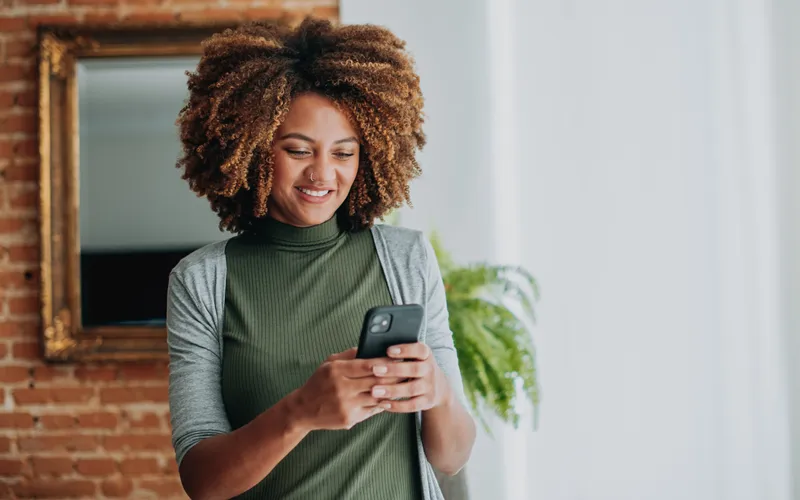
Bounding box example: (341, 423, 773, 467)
(38, 24, 236, 362)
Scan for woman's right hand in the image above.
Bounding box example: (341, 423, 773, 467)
(290, 347, 397, 431)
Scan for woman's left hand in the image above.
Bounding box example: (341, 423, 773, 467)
(369, 342, 453, 412)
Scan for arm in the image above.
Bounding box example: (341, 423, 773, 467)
(418, 235, 476, 476)
(167, 270, 309, 499)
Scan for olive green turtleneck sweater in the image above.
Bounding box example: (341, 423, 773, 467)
(221, 216, 422, 500)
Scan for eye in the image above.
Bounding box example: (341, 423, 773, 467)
(286, 149, 311, 158)
(334, 152, 355, 160)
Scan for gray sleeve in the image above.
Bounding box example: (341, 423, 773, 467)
(167, 268, 231, 466)
(421, 234, 469, 410)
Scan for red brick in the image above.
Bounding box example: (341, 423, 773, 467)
(12, 388, 48, 405)
(0, 365, 30, 383)
(0, 412, 34, 428)
(10, 137, 37, 157)
(121, 0, 165, 5)
(0, 436, 11, 452)
(178, 9, 243, 23)
(17, 434, 97, 452)
(100, 385, 168, 404)
(119, 457, 159, 475)
(0, 271, 36, 290)
(4, 38, 35, 60)
(53, 387, 94, 403)
(119, 363, 168, 380)
(311, 6, 339, 19)
(103, 434, 172, 451)
(0, 217, 27, 234)
(75, 458, 116, 476)
(39, 414, 76, 429)
(0, 61, 36, 83)
(0, 164, 38, 182)
(0, 319, 37, 337)
(0, 343, 8, 359)
(75, 365, 117, 382)
(0, 112, 36, 134)
(6, 244, 38, 264)
(13, 387, 94, 405)
(11, 340, 39, 359)
(0, 458, 24, 475)
(121, 12, 178, 23)
(127, 411, 161, 428)
(27, 14, 80, 27)
(0, 17, 27, 32)
(76, 411, 117, 429)
(30, 456, 74, 475)
(101, 477, 133, 497)
(32, 365, 72, 382)
(8, 296, 39, 316)
(20, 0, 61, 4)
(14, 88, 37, 108)
(163, 458, 178, 474)
(243, 7, 284, 20)
(139, 478, 185, 496)
(83, 12, 120, 24)
(12, 479, 96, 498)
(8, 189, 39, 210)
(68, 0, 117, 4)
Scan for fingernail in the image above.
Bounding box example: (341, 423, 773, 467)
(381, 402, 392, 409)
(389, 347, 401, 355)
(372, 387, 386, 397)
(373, 365, 388, 375)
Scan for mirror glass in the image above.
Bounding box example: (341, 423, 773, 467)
(77, 56, 229, 328)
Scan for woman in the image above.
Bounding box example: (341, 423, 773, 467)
(167, 18, 476, 500)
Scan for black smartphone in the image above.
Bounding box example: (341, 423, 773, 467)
(356, 304, 424, 359)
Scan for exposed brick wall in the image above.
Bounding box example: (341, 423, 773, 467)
(0, 1, 337, 497)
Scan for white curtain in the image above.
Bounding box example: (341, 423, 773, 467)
(505, 1, 794, 499)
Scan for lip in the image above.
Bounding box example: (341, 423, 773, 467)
(295, 186, 335, 204)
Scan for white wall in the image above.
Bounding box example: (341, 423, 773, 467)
(517, 3, 723, 498)
(773, 0, 800, 497)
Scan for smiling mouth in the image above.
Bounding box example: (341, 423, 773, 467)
(296, 187, 332, 197)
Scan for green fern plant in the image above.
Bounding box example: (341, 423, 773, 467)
(429, 233, 541, 434)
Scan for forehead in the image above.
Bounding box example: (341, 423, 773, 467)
(278, 93, 358, 138)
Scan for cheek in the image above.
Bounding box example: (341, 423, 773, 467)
(270, 156, 293, 189)
(339, 162, 360, 191)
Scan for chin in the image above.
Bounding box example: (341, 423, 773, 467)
(298, 210, 336, 226)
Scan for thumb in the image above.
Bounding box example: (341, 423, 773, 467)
(326, 347, 358, 362)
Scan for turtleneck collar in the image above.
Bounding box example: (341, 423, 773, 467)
(246, 215, 344, 250)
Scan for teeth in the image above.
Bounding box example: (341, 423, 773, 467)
(297, 187, 330, 197)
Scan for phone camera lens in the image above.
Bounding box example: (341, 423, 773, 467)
(370, 314, 392, 333)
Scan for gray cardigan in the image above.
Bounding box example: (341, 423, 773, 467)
(167, 224, 468, 500)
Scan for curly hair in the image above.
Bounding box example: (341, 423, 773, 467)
(175, 18, 426, 233)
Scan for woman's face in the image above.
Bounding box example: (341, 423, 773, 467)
(267, 93, 360, 227)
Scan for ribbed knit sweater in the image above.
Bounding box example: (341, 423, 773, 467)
(221, 216, 422, 499)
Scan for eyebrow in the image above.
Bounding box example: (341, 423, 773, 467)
(278, 133, 358, 145)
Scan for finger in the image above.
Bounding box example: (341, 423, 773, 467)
(387, 342, 431, 361)
(326, 347, 358, 362)
(354, 392, 384, 408)
(334, 358, 397, 379)
(379, 396, 430, 413)
(371, 379, 427, 400)
(371, 360, 430, 379)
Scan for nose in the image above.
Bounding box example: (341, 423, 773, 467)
(306, 155, 336, 184)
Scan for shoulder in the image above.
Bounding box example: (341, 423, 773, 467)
(370, 224, 428, 261)
(170, 239, 229, 285)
